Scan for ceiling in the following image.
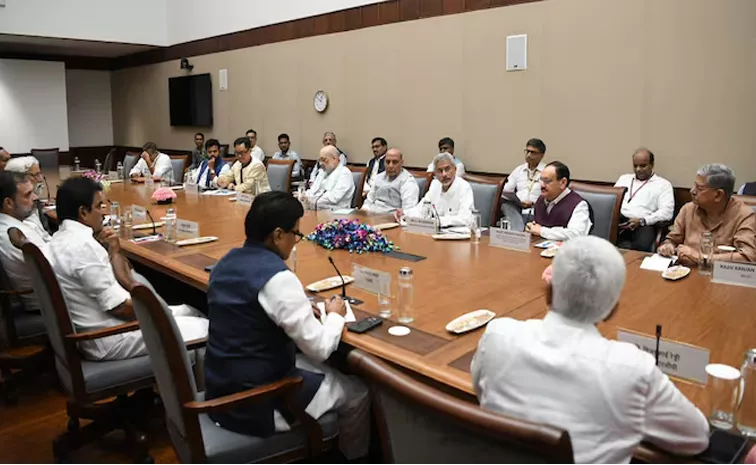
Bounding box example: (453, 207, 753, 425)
(0, 34, 157, 58)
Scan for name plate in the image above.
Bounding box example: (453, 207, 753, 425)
(490, 228, 530, 252)
(131, 205, 147, 221)
(352, 264, 391, 296)
(712, 261, 756, 289)
(617, 329, 709, 384)
(405, 216, 437, 235)
(108, 170, 119, 179)
(236, 192, 253, 206)
(177, 219, 200, 239)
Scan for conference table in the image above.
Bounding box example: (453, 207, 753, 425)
(68, 179, 756, 461)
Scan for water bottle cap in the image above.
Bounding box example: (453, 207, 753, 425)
(167, 208, 175, 215)
(399, 267, 413, 277)
(746, 348, 756, 365)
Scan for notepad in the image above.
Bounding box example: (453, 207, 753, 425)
(317, 301, 356, 323)
(640, 254, 678, 271)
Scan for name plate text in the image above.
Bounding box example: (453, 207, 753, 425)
(617, 329, 709, 384)
(405, 216, 437, 235)
(131, 205, 147, 221)
(108, 170, 119, 179)
(177, 219, 200, 239)
(712, 261, 756, 289)
(352, 264, 391, 296)
(237, 192, 253, 206)
(490, 228, 531, 252)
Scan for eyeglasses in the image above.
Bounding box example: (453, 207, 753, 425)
(540, 177, 555, 185)
(290, 229, 304, 243)
(691, 183, 712, 194)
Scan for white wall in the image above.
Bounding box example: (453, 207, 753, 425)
(66, 69, 113, 147)
(0, 59, 69, 153)
(166, 0, 391, 45)
(0, 0, 167, 45)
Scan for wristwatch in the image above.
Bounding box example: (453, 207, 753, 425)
(640, 218, 647, 227)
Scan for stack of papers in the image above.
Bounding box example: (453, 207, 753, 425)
(317, 301, 356, 323)
(640, 254, 678, 271)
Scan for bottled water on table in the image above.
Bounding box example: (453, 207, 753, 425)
(164, 208, 177, 243)
(397, 267, 414, 325)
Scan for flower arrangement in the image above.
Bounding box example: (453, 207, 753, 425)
(82, 170, 111, 192)
(151, 187, 177, 204)
(306, 218, 397, 254)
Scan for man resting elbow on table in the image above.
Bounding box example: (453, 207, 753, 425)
(472, 236, 709, 463)
(361, 147, 418, 215)
(128, 142, 174, 183)
(216, 136, 271, 196)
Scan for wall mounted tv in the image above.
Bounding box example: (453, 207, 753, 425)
(169, 73, 213, 127)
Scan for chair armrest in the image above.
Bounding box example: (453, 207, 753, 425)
(65, 321, 140, 341)
(0, 288, 33, 296)
(185, 337, 207, 350)
(183, 376, 302, 415)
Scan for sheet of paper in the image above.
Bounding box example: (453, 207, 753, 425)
(332, 208, 355, 215)
(640, 254, 675, 271)
(317, 300, 356, 323)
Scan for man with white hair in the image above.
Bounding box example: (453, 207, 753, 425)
(472, 236, 709, 463)
(361, 148, 419, 214)
(659, 163, 756, 264)
(397, 152, 474, 227)
(308, 132, 348, 185)
(4, 155, 52, 241)
(304, 145, 355, 211)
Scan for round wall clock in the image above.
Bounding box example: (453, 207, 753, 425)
(313, 90, 329, 113)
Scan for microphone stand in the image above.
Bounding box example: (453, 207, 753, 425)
(145, 209, 157, 236)
(314, 190, 327, 213)
(655, 324, 662, 366)
(431, 204, 442, 233)
(328, 256, 363, 305)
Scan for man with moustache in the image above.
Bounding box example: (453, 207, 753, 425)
(188, 139, 230, 190)
(363, 137, 388, 196)
(500, 138, 548, 231)
(362, 148, 419, 214)
(304, 146, 355, 211)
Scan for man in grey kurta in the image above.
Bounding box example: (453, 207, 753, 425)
(361, 148, 419, 214)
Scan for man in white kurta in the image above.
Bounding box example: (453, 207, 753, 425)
(401, 152, 474, 227)
(5, 155, 52, 241)
(305, 146, 355, 211)
(614, 148, 674, 251)
(308, 132, 348, 185)
(129, 142, 174, 182)
(472, 236, 709, 463)
(362, 148, 419, 214)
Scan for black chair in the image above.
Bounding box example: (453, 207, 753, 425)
(349, 166, 368, 208)
(412, 171, 433, 202)
(570, 182, 625, 244)
(30, 148, 60, 170)
(465, 176, 506, 227)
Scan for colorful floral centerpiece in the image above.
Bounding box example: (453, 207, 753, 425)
(82, 170, 111, 192)
(306, 218, 397, 254)
(151, 187, 177, 205)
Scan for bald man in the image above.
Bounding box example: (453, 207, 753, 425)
(309, 132, 348, 185)
(304, 146, 355, 211)
(362, 148, 419, 214)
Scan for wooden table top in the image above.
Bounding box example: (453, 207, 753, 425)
(93, 182, 756, 415)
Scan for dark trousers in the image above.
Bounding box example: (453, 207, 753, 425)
(617, 225, 657, 252)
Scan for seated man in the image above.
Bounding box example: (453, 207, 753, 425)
(5, 156, 53, 241)
(738, 182, 756, 196)
(245, 129, 266, 163)
(205, 191, 369, 460)
(271, 133, 303, 178)
(426, 137, 465, 177)
(217, 137, 271, 195)
(659, 163, 756, 264)
(361, 148, 419, 214)
(304, 146, 355, 211)
(614, 148, 674, 252)
(189, 132, 206, 170)
(399, 152, 474, 227)
(363, 137, 388, 196)
(48, 177, 208, 361)
(0, 172, 49, 312)
(500, 138, 548, 231)
(525, 161, 593, 241)
(129, 142, 174, 183)
(472, 236, 710, 463)
(0, 147, 10, 172)
(188, 138, 230, 190)
(308, 132, 348, 185)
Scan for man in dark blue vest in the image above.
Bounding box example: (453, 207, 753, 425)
(363, 136, 387, 197)
(526, 161, 594, 241)
(189, 138, 229, 189)
(205, 191, 370, 460)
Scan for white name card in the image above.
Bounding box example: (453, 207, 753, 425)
(617, 329, 709, 384)
(712, 261, 756, 289)
(352, 264, 391, 296)
(177, 219, 200, 239)
(490, 228, 531, 252)
(131, 205, 147, 221)
(236, 192, 253, 206)
(108, 170, 119, 179)
(405, 216, 437, 235)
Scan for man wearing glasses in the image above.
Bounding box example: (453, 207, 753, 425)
(217, 136, 271, 196)
(658, 164, 756, 264)
(5, 156, 52, 241)
(500, 138, 548, 231)
(206, 191, 370, 461)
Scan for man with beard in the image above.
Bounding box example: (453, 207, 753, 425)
(5, 156, 53, 241)
(304, 146, 355, 211)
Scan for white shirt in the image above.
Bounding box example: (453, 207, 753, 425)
(427, 157, 466, 177)
(538, 188, 593, 241)
(308, 151, 348, 184)
(190, 160, 231, 189)
(272, 150, 303, 177)
(25, 208, 52, 242)
(0, 213, 49, 311)
(251, 145, 265, 164)
(49, 220, 132, 359)
(129, 152, 174, 182)
(362, 169, 419, 214)
(305, 164, 355, 211)
(614, 174, 674, 226)
(503, 162, 546, 204)
(472, 312, 710, 464)
(404, 177, 475, 227)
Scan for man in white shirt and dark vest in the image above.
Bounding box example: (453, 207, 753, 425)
(305, 146, 355, 211)
(614, 148, 674, 251)
(526, 161, 593, 241)
(245, 129, 266, 164)
(189, 138, 230, 190)
(472, 236, 709, 463)
(399, 152, 475, 227)
(128, 142, 174, 183)
(501, 138, 548, 231)
(205, 191, 369, 460)
(361, 148, 419, 214)
(363, 137, 387, 197)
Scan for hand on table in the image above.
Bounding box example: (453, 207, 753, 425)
(677, 245, 699, 265)
(657, 242, 676, 257)
(393, 209, 404, 223)
(325, 296, 346, 317)
(525, 222, 541, 237)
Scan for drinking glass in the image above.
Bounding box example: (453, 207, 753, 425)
(378, 278, 392, 319)
(706, 363, 741, 429)
(700, 231, 714, 275)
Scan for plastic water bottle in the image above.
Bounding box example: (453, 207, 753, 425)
(145, 166, 154, 188)
(421, 200, 432, 220)
(121, 210, 133, 239)
(737, 349, 756, 437)
(73, 157, 80, 171)
(397, 267, 414, 324)
(470, 209, 481, 244)
(116, 161, 124, 180)
(94, 159, 101, 174)
(164, 208, 177, 243)
(110, 201, 121, 229)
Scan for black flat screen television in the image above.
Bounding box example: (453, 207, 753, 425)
(169, 73, 213, 126)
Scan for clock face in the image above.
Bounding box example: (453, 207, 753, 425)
(314, 91, 328, 113)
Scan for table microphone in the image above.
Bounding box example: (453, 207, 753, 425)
(327, 256, 363, 305)
(431, 204, 441, 232)
(655, 324, 662, 366)
(314, 190, 327, 212)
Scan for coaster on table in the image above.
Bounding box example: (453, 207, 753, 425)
(306, 276, 355, 292)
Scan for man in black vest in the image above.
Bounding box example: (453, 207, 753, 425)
(739, 182, 756, 196)
(205, 191, 370, 460)
(526, 161, 593, 241)
(363, 136, 387, 197)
